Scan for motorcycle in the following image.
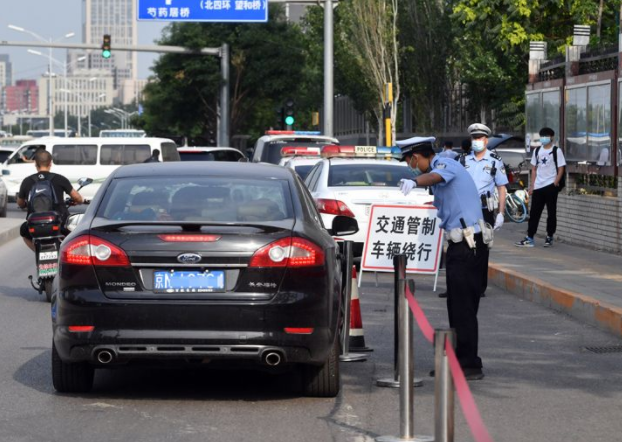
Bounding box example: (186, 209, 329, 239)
(27, 177, 93, 302)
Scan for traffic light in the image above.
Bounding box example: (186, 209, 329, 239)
(275, 106, 285, 130)
(284, 98, 295, 127)
(102, 34, 112, 59)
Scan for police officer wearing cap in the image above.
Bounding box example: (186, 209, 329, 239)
(461, 123, 508, 228)
(461, 123, 508, 297)
(397, 136, 488, 380)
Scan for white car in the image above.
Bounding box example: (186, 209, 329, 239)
(177, 146, 245, 162)
(252, 130, 339, 165)
(304, 146, 432, 256)
(0, 177, 7, 217)
(278, 146, 322, 181)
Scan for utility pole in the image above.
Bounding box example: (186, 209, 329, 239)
(324, 0, 334, 137)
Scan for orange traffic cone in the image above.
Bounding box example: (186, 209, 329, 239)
(349, 265, 373, 352)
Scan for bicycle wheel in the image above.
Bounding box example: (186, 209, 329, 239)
(505, 195, 528, 223)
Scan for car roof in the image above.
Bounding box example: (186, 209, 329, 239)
(177, 146, 243, 153)
(20, 137, 175, 146)
(324, 158, 406, 166)
(113, 161, 295, 180)
(258, 134, 339, 143)
(487, 134, 524, 150)
(281, 157, 322, 166)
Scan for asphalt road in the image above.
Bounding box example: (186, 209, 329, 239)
(0, 223, 621, 441)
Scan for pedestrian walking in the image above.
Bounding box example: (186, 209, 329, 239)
(515, 127, 566, 247)
(438, 140, 458, 159)
(397, 136, 492, 380)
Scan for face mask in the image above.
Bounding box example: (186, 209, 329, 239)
(472, 139, 486, 152)
(540, 137, 551, 145)
(409, 156, 424, 177)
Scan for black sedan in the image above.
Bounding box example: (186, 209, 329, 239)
(52, 162, 358, 397)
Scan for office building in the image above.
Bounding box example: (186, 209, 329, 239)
(5, 80, 38, 113)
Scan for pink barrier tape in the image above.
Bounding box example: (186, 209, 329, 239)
(405, 285, 434, 344)
(405, 285, 494, 442)
(446, 341, 494, 442)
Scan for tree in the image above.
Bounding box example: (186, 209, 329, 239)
(339, 0, 401, 143)
(137, 6, 310, 144)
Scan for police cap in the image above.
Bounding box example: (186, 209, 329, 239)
(467, 123, 491, 137)
(396, 136, 436, 161)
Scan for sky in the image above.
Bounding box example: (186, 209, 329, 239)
(0, 0, 167, 82)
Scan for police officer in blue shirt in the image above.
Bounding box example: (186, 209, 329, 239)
(438, 140, 459, 160)
(397, 136, 489, 380)
(461, 124, 508, 298)
(460, 123, 508, 228)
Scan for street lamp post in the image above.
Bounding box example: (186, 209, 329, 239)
(27, 50, 85, 135)
(61, 89, 106, 137)
(8, 25, 75, 135)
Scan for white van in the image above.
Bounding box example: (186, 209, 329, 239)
(1, 137, 180, 201)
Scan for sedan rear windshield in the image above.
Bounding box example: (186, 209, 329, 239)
(98, 177, 294, 223)
(179, 150, 243, 162)
(328, 163, 416, 187)
(263, 141, 329, 164)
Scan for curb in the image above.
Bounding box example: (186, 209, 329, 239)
(489, 263, 622, 339)
(0, 224, 22, 248)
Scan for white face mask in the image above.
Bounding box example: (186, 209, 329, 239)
(409, 155, 424, 177)
(472, 139, 486, 152)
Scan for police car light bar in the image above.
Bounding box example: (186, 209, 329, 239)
(281, 146, 321, 157)
(321, 145, 401, 159)
(265, 130, 322, 136)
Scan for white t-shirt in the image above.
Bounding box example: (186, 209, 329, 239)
(531, 145, 566, 190)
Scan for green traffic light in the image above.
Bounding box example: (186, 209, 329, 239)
(285, 116, 295, 126)
(102, 50, 111, 59)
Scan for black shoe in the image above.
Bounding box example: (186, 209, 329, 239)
(438, 291, 447, 298)
(429, 370, 435, 377)
(463, 368, 485, 381)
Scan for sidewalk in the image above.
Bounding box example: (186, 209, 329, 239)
(0, 218, 23, 248)
(489, 221, 622, 338)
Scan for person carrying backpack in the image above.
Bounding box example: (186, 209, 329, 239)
(16, 150, 84, 252)
(515, 127, 566, 248)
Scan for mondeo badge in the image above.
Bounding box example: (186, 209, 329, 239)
(177, 253, 202, 264)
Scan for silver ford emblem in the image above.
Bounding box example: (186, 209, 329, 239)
(177, 253, 202, 264)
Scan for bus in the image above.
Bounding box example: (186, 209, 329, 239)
(100, 129, 146, 138)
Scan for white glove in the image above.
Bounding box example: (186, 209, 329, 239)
(494, 213, 504, 230)
(399, 179, 417, 196)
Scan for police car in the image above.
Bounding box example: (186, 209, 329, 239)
(252, 131, 339, 165)
(304, 145, 431, 256)
(278, 146, 323, 181)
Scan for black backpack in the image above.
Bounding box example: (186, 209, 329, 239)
(535, 146, 566, 192)
(28, 174, 60, 214)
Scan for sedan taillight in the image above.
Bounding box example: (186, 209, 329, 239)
(315, 198, 355, 217)
(61, 235, 130, 267)
(249, 237, 324, 268)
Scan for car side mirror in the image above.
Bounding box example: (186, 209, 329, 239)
(330, 216, 359, 236)
(238, 157, 249, 163)
(78, 177, 93, 187)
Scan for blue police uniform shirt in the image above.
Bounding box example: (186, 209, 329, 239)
(463, 150, 508, 198)
(438, 149, 459, 160)
(428, 155, 484, 232)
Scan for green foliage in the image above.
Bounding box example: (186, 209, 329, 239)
(138, 6, 311, 143)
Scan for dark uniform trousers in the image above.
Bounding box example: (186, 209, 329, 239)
(446, 233, 488, 370)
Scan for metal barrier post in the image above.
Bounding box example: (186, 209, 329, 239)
(377, 259, 432, 442)
(376, 256, 422, 388)
(434, 329, 456, 442)
(340, 241, 367, 362)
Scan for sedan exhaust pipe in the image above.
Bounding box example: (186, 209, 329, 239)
(96, 349, 114, 364)
(263, 351, 282, 366)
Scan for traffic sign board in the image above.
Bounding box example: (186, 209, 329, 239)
(138, 0, 268, 22)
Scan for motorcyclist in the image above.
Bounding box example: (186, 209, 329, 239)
(16, 150, 83, 252)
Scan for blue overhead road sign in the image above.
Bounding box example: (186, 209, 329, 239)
(137, 0, 268, 22)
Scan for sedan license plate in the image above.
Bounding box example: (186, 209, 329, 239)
(153, 270, 225, 293)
